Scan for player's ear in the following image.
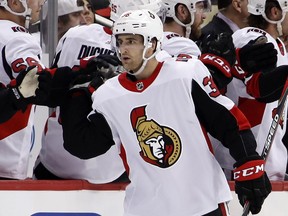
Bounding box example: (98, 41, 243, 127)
(10, 0, 18, 7)
(269, 6, 283, 21)
(176, 4, 189, 21)
(231, 0, 242, 13)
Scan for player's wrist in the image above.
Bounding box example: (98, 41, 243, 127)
(233, 155, 265, 181)
(8, 83, 28, 111)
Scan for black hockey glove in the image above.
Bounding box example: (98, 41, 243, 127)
(79, 54, 122, 80)
(8, 66, 52, 111)
(69, 71, 104, 96)
(199, 33, 235, 90)
(234, 155, 272, 215)
(237, 36, 277, 74)
(199, 32, 236, 66)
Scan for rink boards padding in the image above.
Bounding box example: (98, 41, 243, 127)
(0, 180, 286, 216)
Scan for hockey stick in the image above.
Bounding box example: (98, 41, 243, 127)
(95, 14, 113, 28)
(242, 87, 288, 216)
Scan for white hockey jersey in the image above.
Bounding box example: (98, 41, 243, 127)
(157, 31, 201, 61)
(0, 20, 44, 179)
(212, 27, 288, 180)
(38, 23, 125, 183)
(89, 58, 235, 216)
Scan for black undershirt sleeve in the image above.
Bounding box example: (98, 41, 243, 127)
(257, 65, 288, 103)
(191, 80, 258, 161)
(60, 91, 115, 159)
(0, 86, 19, 123)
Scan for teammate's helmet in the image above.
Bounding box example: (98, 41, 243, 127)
(248, 0, 288, 23)
(160, 0, 211, 38)
(0, 0, 35, 28)
(113, 9, 163, 75)
(161, 0, 211, 24)
(0, 0, 31, 17)
(110, 0, 162, 21)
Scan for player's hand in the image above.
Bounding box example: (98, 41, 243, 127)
(8, 66, 52, 111)
(199, 33, 235, 90)
(233, 155, 272, 214)
(199, 32, 236, 66)
(69, 72, 104, 96)
(237, 36, 277, 74)
(79, 54, 122, 80)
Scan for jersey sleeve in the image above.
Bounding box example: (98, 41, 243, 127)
(162, 32, 201, 58)
(5, 34, 44, 77)
(190, 60, 258, 161)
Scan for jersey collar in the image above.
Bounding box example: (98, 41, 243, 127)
(118, 62, 163, 92)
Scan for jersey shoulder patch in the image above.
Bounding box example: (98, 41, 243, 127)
(11, 26, 28, 33)
(165, 33, 182, 40)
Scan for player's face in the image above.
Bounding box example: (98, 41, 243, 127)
(27, 0, 46, 23)
(190, 2, 207, 40)
(116, 34, 145, 72)
(81, 0, 94, 24)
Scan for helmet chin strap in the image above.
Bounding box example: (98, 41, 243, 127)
(24, 8, 32, 29)
(127, 44, 158, 76)
(262, 12, 286, 25)
(262, 12, 286, 38)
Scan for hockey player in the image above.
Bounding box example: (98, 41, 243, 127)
(33, 0, 128, 183)
(0, 0, 102, 179)
(60, 9, 271, 216)
(0, 67, 51, 124)
(33, 0, 166, 183)
(214, 0, 288, 181)
(0, 0, 49, 179)
(159, 0, 211, 58)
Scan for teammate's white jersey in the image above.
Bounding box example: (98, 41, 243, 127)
(89, 58, 236, 216)
(52, 24, 115, 69)
(157, 31, 201, 61)
(0, 20, 44, 179)
(212, 27, 288, 180)
(37, 23, 125, 183)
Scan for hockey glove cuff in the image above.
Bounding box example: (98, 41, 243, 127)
(200, 53, 232, 90)
(234, 155, 272, 214)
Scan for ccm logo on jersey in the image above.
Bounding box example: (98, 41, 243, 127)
(233, 160, 265, 181)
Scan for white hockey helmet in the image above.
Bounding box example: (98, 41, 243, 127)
(110, 0, 162, 21)
(113, 9, 163, 75)
(0, 0, 44, 28)
(0, 0, 31, 17)
(248, 0, 288, 23)
(161, 0, 211, 37)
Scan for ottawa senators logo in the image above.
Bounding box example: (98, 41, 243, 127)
(130, 106, 181, 168)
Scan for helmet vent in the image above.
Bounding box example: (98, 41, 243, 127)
(132, 23, 147, 28)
